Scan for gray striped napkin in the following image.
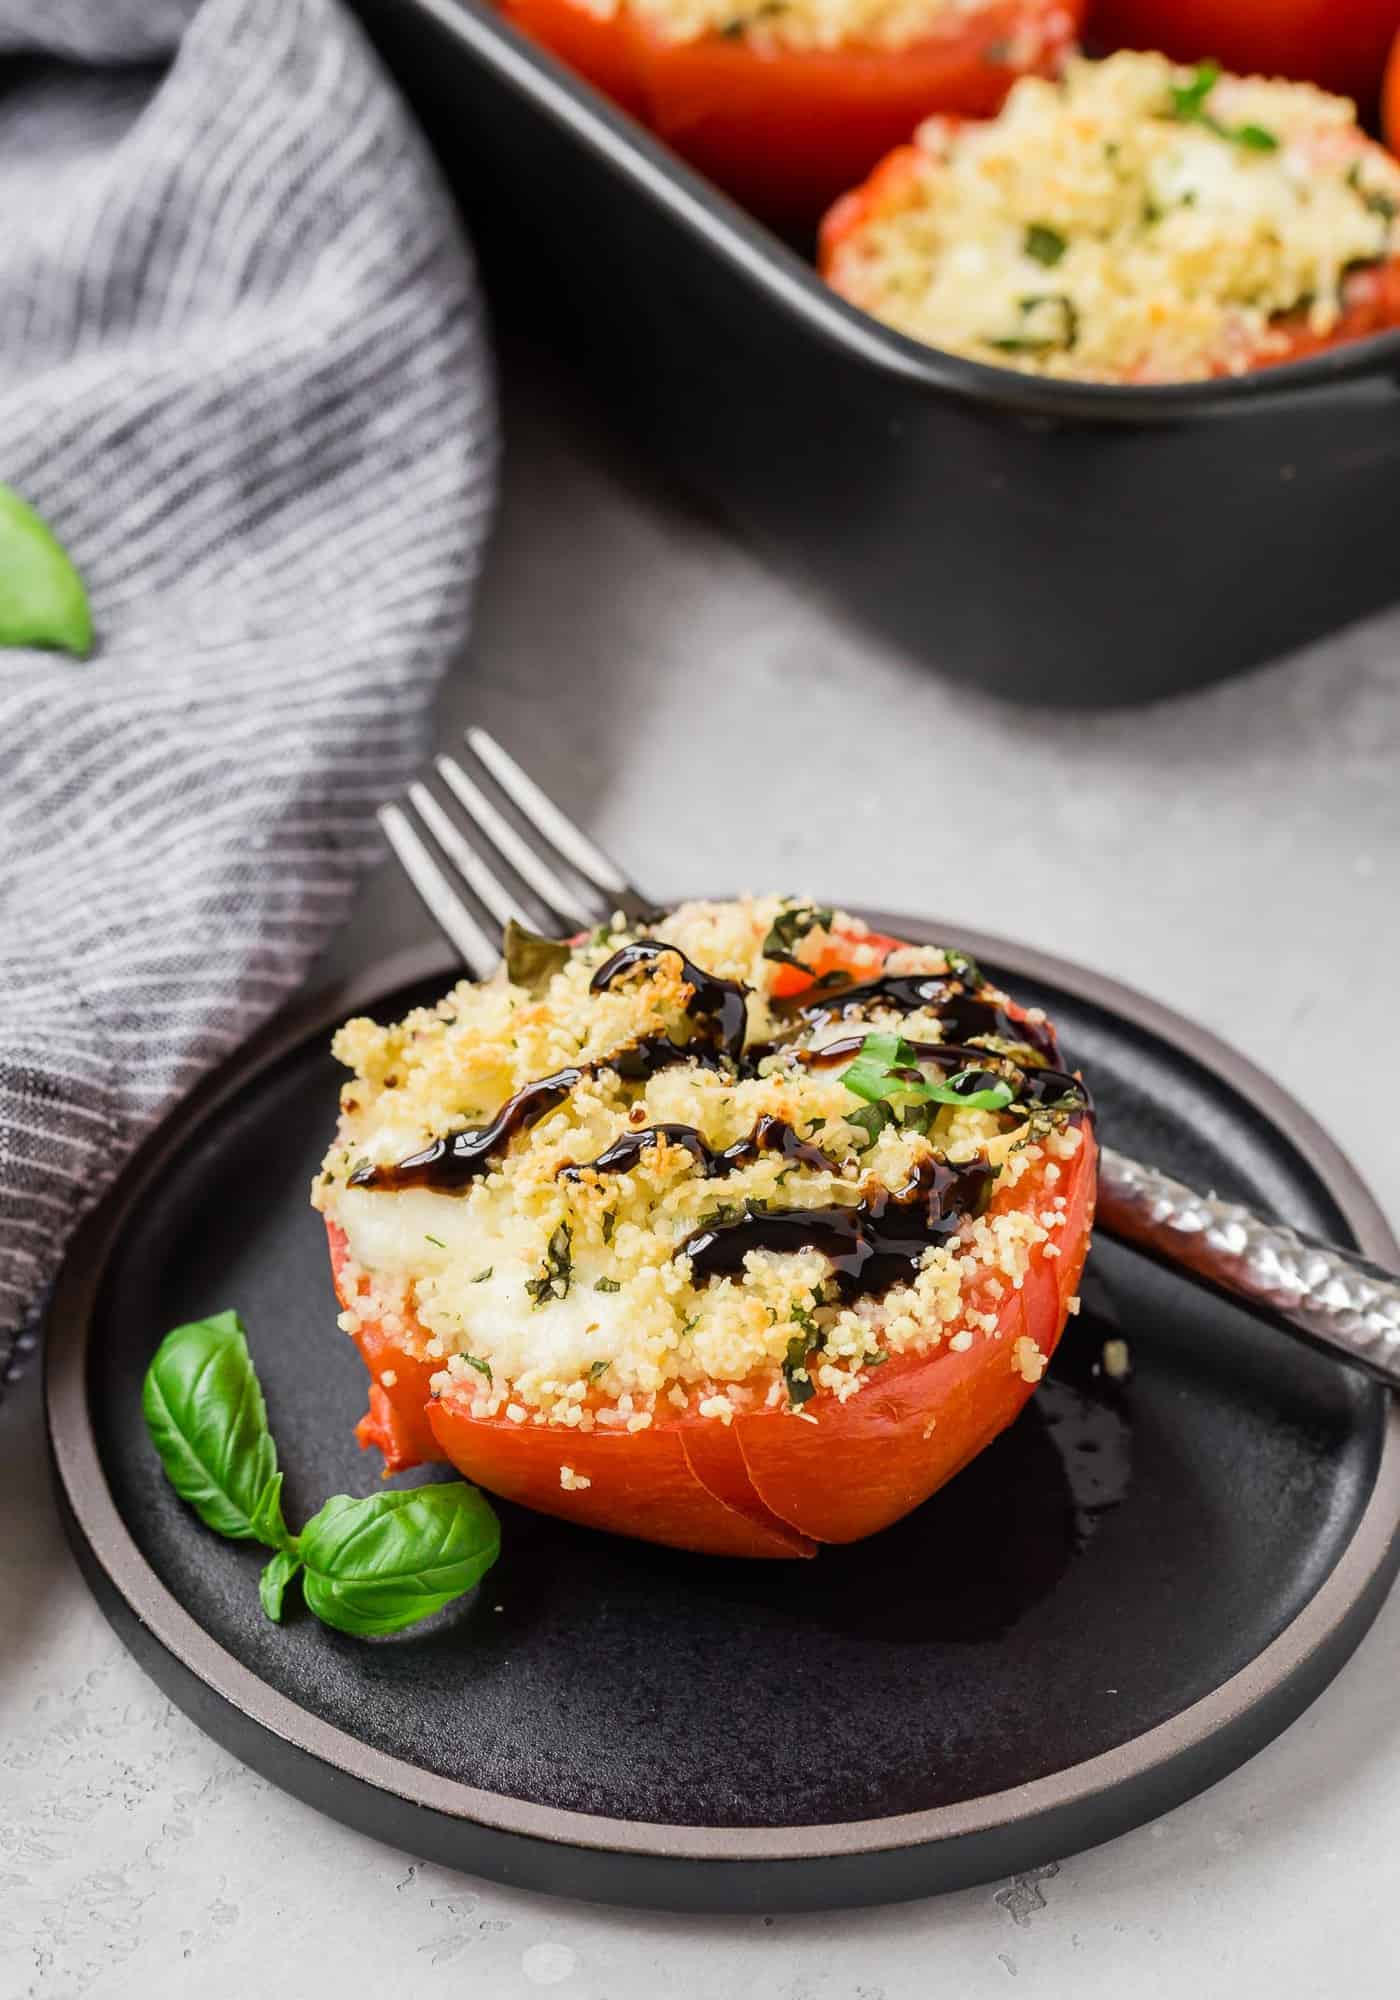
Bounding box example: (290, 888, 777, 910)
(0, 0, 497, 1391)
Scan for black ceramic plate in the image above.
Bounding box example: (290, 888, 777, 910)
(47, 920, 1400, 1913)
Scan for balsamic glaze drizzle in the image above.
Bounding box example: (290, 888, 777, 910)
(591, 939, 749, 1063)
(347, 1033, 717, 1193)
(351, 927, 1088, 1309)
(680, 1155, 996, 1299)
(559, 1115, 838, 1185)
(785, 973, 1061, 1064)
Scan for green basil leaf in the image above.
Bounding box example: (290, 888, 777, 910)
(761, 903, 833, 967)
(919, 1070, 1016, 1112)
(298, 1484, 501, 1637)
(782, 1335, 815, 1408)
(249, 1469, 293, 1551)
(841, 1035, 1016, 1116)
(1232, 123, 1279, 152)
(0, 485, 93, 657)
(1169, 60, 1220, 123)
(845, 1102, 891, 1150)
(142, 1311, 281, 1543)
(259, 1548, 302, 1623)
(1024, 223, 1067, 267)
(503, 920, 570, 994)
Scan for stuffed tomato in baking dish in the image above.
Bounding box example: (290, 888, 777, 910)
(314, 899, 1095, 1559)
(499, 0, 1084, 222)
(820, 50, 1400, 382)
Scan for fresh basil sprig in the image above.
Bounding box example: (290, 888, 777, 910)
(0, 483, 93, 657)
(841, 1032, 1015, 1116)
(143, 1313, 500, 1637)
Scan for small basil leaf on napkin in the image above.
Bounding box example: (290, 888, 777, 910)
(259, 1548, 303, 1623)
(0, 484, 93, 657)
(142, 1312, 282, 1542)
(297, 1484, 501, 1637)
(503, 919, 571, 994)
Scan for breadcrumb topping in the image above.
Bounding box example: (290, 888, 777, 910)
(579, 0, 1068, 60)
(824, 51, 1400, 382)
(316, 896, 1085, 1429)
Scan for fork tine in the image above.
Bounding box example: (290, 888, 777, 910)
(466, 728, 632, 900)
(377, 803, 500, 978)
(407, 781, 533, 934)
(436, 753, 602, 932)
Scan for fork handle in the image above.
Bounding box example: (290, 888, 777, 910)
(1095, 1143, 1400, 1392)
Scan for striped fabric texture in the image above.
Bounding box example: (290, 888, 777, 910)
(0, 0, 497, 1390)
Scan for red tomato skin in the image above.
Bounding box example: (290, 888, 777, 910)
(1088, 0, 1400, 107)
(732, 1123, 1095, 1542)
(500, 0, 1084, 223)
(329, 1219, 446, 1474)
(1383, 27, 1400, 152)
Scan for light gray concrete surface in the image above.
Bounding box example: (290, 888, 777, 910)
(5, 343, 1400, 1998)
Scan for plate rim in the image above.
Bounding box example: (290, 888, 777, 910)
(45, 917, 1400, 1875)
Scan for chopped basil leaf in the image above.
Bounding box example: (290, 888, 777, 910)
(845, 1102, 891, 1150)
(503, 920, 571, 995)
(463, 1353, 492, 1383)
(790, 1301, 820, 1339)
(594, 1276, 621, 1293)
(424, 1234, 446, 1249)
(525, 1222, 573, 1306)
(1168, 61, 1278, 151)
(805, 1115, 826, 1134)
(588, 1358, 610, 1381)
(943, 947, 983, 988)
(761, 903, 833, 968)
(782, 1336, 815, 1408)
(987, 293, 1079, 355)
(864, 1349, 889, 1368)
(697, 1200, 737, 1230)
(1024, 223, 1067, 267)
(1348, 162, 1397, 221)
(842, 1033, 1015, 1114)
(601, 1208, 616, 1244)
(1169, 59, 1220, 122)
(472, 1267, 493, 1284)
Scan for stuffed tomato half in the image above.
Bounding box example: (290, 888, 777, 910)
(820, 51, 1400, 382)
(315, 898, 1095, 1559)
(501, 0, 1084, 223)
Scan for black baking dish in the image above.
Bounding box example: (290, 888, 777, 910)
(350, 0, 1400, 705)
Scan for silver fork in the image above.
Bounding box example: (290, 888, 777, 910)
(380, 728, 1400, 1393)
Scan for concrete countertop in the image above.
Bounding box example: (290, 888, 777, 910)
(4, 344, 1399, 1998)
